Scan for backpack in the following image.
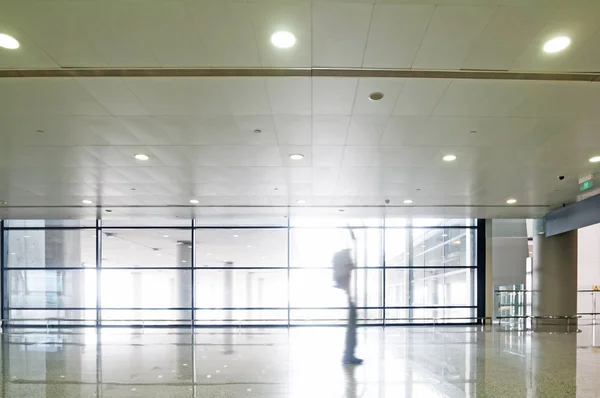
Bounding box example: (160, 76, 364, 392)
(332, 248, 353, 290)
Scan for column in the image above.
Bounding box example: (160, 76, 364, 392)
(175, 241, 192, 320)
(223, 261, 234, 354)
(532, 230, 578, 328)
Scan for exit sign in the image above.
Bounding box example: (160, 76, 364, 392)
(580, 180, 594, 191)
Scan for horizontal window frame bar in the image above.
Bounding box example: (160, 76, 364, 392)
(4, 225, 477, 231)
(5, 266, 477, 271)
(8, 305, 476, 311)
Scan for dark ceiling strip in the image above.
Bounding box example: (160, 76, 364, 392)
(0, 67, 598, 82)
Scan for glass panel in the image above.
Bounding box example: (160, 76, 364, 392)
(5, 220, 96, 228)
(100, 269, 192, 309)
(195, 229, 287, 267)
(194, 208, 289, 227)
(101, 219, 191, 227)
(100, 309, 191, 325)
(7, 269, 96, 309)
(384, 228, 409, 266)
(289, 269, 382, 308)
(385, 308, 476, 324)
(385, 268, 476, 307)
(195, 309, 288, 326)
(290, 228, 382, 268)
(413, 228, 475, 267)
(195, 269, 287, 308)
(290, 309, 382, 325)
(102, 229, 192, 268)
(6, 229, 96, 268)
(8, 309, 96, 326)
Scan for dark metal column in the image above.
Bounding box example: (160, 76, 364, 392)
(476, 219, 486, 325)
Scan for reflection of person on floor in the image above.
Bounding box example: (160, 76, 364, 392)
(343, 363, 358, 398)
(333, 231, 363, 365)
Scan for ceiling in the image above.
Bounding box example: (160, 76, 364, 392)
(1, 0, 600, 220)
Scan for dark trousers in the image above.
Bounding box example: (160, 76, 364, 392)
(344, 296, 357, 360)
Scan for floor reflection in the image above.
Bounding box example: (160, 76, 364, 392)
(0, 326, 599, 397)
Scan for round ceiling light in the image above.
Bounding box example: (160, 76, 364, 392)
(403, 199, 413, 204)
(189, 199, 199, 204)
(506, 198, 517, 205)
(368, 92, 384, 101)
(134, 154, 149, 161)
(271, 31, 296, 49)
(443, 154, 457, 162)
(289, 153, 304, 160)
(543, 36, 571, 53)
(589, 156, 600, 163)
(296, 199, 306, 204)
(82, 199, 93, 205)
(0, 33, 19, 50)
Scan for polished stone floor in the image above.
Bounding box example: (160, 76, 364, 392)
(1, 324, 600, 397)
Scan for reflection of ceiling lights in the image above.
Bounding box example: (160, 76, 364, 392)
(0, 33, 19, 49)
(543, 36, 571, 53)
(271, 31, 296, 48)
(82, 199, 93, 205)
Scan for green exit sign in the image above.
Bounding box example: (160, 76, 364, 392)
(580, 180, 594, 191)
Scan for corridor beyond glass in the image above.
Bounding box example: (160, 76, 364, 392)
(2, 217, 478, 327)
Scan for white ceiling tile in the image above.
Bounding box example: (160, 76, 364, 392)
(266, 78, 311, 115)
(312, 78, 358, 115)
(380, 116, 428, 146)
(221, 78, 272, 116)
(0, 22, 59, 68)
(346, 115, 389, 145)
(412, 6, 497, 69)
(393, 79, 451, 116)
(433, 80, 538, 117)
(123, 79, 229, 116)
(119, 117, 175, 146)
(234, 116, 279, 145)
(156, 116, 240, 145)
(462, 6, 553, 70)
(188, 2, 260, 67)
(352, 78, 405, 115)
(273, 115, 312, 145)
(312, 115, 351, 146)
(76, 78, 149, 116)
(251, 2, 312, 67)
(312, 146, 344, 167)
(342, 146, 377, 166)
(0, 79, 109, 117)
(363, 4, 435, 68)
(312, 3, 373, 67)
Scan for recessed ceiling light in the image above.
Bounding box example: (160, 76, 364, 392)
(271, 31, 296, 49)
(289, 154, 304, 160)
(338, 209, 345, 212)
(543, 36, 571, 53)
(589, 156, 600, 163)
(368, 92, 384, 101)
(506, 198, 517, 205)
(296, 199, 306, 204)
(233, 234, 239, 238)
(254, 129, 262, 134)
(134, 154, 149, 161)
(189, 199, 199, 204)
(36, 130, 44, 134)
(82, 199, 93, 205)
(443, 154, 457, 162)
(0, 33, 19, 49)
(162, 235, 169, 238)
(274, 188, 279, 191)
(403, 199, 413, 204)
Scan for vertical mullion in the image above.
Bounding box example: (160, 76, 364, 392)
(476, 219, 486, 325)
(286, 217, 291, 328)
(382, 222, 386, 326)
(407, 223, 414, 323)
(1, 220, 6, 322)
(191, 219, 196, 327)
(96, 219, 102, 327)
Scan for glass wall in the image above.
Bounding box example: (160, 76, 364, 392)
(1, 217, 478, 326)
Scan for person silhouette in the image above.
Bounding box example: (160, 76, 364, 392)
(332, 229, 363, 365)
